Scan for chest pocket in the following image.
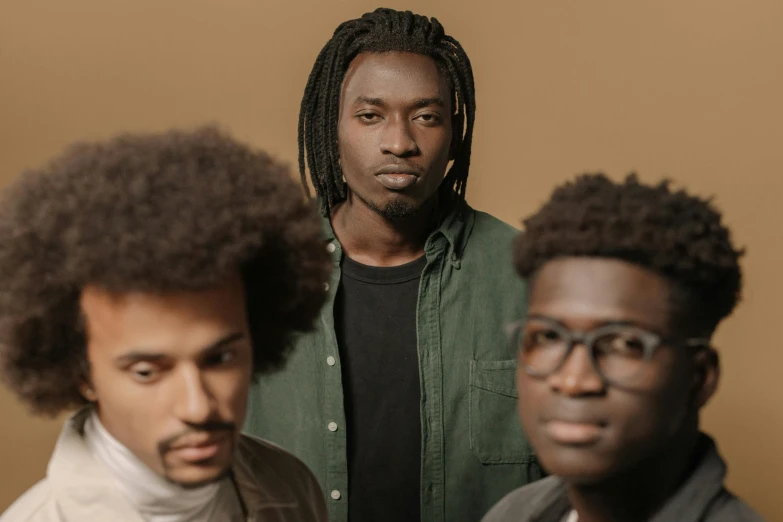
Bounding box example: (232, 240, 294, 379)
(469, 359, 536, 464)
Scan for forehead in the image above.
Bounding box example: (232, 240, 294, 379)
(341, 51, 451, 104)
(80, 277, 247, 355)
(528, 257, 671, 330)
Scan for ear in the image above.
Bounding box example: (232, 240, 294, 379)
(78, 357, 97, 402)
(79, 381, 97, 402)
(691, 347, 720, 409)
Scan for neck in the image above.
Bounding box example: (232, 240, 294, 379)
(84, 411, 234, 521)
(330, 192, 438, 266)
(567, 432, 700, 522)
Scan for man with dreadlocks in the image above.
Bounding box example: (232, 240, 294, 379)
(244, 8, 543, 522)
(482, 174, 762, 522)
(0, 126, 331, 522)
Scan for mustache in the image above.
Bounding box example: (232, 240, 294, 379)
(157, 420, 237, 455)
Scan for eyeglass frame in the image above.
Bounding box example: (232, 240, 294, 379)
(505, 316, 711, 386)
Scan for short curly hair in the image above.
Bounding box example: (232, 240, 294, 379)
(514, 173, 744, 335)
(0, 125, 331, 416)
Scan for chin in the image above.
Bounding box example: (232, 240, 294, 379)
(359, 185, 434, 218)
(375, 197, 421, 220)
(536, 448, 626, 485)
(555, 469, 613, 486)
(165, 463, 231, 489)
(163, 446, 235, 489)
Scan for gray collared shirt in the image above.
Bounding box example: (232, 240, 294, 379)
(481, 434, 764, 522)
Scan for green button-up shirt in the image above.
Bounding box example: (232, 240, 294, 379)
(244, 202, 543, 522)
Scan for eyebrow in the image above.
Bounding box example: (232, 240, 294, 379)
(353, 96, 445, 108)
(526, 314, 652, 331)
(354, 96, 385, 107)
(412, 96, 445, 108)
(113, 332, 246, 366)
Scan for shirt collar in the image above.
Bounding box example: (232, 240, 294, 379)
(320, 198, 475, 265)
(647, 434, 728, 522)
(46, 408, 147, 521)
(46, 407, 299, 520)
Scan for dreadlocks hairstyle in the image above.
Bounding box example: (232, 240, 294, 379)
(513, 173, 744, 335)
(298, 7, 476, 215)
(0, 125, 331, 416)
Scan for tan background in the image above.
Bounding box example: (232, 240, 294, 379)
(1, 0, 781, 518)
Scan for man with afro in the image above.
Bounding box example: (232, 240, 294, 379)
(0, 126, 332, 522)
(482, 174, 763, 521)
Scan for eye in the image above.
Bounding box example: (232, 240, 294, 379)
(357, 112, 381, 123)
(414, 113, 441, 125)
(525, 328, 562, 347)
(205, 350, 236, 367)
(129, 363, 160, 383)
(595, 331, 648, 358)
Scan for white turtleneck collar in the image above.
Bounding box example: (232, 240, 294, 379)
(83, 410, 243, 522)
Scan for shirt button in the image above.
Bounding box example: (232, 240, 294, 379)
(326, 242, 337, 254)
(327, 422, 338, 432)
(330, 490, 341, 500)
(326, 356, 336, 366)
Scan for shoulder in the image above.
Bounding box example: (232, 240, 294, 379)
(470, 210, 520, 242)
(705, 489, 767, 522)
(460, 209, 524, 284)
(0, 479, 55, 522)
(481, 476, 563, 522)
(236, 434, 327, 520)
(238, 433, 319, 487)
(460, 207, 521, 256)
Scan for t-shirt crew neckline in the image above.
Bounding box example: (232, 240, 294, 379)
(341, 255, 427, 285)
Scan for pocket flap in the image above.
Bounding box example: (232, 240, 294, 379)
(469, 359, 518, 398)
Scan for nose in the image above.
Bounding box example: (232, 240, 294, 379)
(547, 343, 606, 396)
(380, 116, 419, 157)
(172, 364, 216, 424)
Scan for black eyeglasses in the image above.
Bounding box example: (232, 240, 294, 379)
(507, 317, 709, 386)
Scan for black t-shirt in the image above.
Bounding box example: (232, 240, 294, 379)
(334, 254, 426, 522)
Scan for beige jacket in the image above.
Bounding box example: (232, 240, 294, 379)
(1, 409, 328, 522)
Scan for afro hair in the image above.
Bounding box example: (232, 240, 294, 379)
(513, 173, 744, 335)
(0, 125, 332, 416)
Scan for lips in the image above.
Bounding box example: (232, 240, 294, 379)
(543, 419, 604, 445)
(168, 433, 229, 462)
(375, 164, 421, 191)
(540, 405, 607, 446)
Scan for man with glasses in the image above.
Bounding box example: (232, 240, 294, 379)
(482, 174, 763, 522)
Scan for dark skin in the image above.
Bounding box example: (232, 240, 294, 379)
(516, 257, 719, 522)
(332, 51, 453, 267)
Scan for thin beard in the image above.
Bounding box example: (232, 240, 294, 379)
(157, 425, 237, 489)
(159, 436, 236, 489)
(354, 190, 419, 221)
(165, 466, 232, 490)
